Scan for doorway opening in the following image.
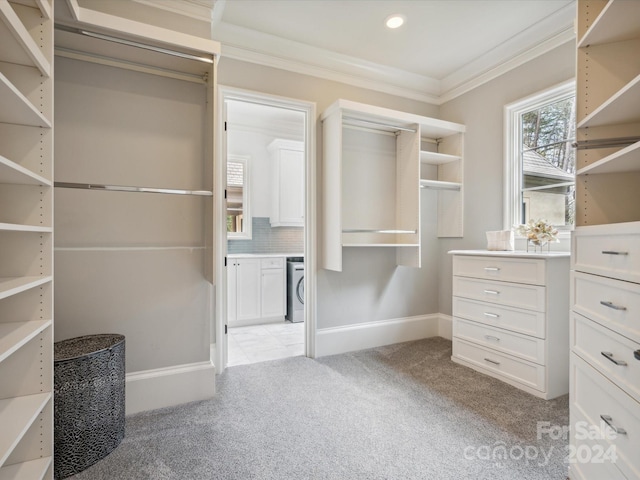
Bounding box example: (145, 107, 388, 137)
(215, 87, 315, 372)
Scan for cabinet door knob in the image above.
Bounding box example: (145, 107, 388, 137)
(634, 350, 640, 361)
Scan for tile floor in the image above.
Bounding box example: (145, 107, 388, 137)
(227, 321, 305, 366)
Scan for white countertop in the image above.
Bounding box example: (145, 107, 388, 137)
(448, 249, 570, 259)
(228, 253, 304, 258)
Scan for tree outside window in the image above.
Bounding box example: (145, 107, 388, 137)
(505, 81, 576, 232)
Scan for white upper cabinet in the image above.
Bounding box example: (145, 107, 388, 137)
(268, 139, 304, 227)
(320, 99, 465, 272)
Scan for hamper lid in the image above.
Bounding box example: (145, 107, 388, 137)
(54, 334, 125, 362)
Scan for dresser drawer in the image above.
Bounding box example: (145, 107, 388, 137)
(453, 255, 546, 285)
(573, 223, 640, 284)
(453, 297, 545, 338)
(572, 312, 640, 404)
(572, 271, 640, 344)
(454, 317, 545, 364)
(453, 339, 545, 392)
(571, 356, 640, 480)
(453, 276, 546, 312)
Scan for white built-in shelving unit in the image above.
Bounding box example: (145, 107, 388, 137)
(571, 2, 640, 480)
(0, 0, 54, 478)
(320, 99, 465, 272)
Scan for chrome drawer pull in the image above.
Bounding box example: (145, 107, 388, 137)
(601, 351, 627, 366)
(601, 250, 628, 255)
(600, 301, 627, 311)
(600, 415, 627, 435)
(483, 289, 500, 295)
(483, 312, 500, 318)
(484, 358, 500, 365)
(484, 267, 500, 271)
(484, 335, 500, 342)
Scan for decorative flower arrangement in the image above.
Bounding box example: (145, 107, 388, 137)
(515, 219, 559, 249)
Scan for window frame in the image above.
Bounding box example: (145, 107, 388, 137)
(226, 154, 252, 240)
(503, 80, 576, 236)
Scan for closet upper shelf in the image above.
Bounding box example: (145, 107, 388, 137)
(420, 151, 461, 165)
(0, 276, 51, 301)
(577, 140, 640, 175)
(577, 0, 640, 48)
(577, 73, 640, 128)
(10, 0, 52, 19)
(0, 1, 51, 76)
(0, 72, 51, 127)
(0, 155, 51, 186)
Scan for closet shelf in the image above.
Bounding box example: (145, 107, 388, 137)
(0, 456, 52, 480)
(0, 223, 52, 233)
(0, 155, 51, 186)
(342, 229, 417, 234)
(577, 72, 640, 128)
(343, 243, 419, 248)
(577, 140, 640, 175)
(577, 0, 640, 48)
(9, 0, 51, 20)
(0, 276, 52, 301)
(0, 1, 50, 76)
(420, 179, 462, 191)
(420, 151, 460, 165)
(0, 393, 51, 466)
(0, 320, 51, 363)
(54, 182, 213, 197)
(0, 72, 51, 128)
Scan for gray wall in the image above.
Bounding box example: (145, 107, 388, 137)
(437, 41, 576, 315)
(218, 58, 441, 329)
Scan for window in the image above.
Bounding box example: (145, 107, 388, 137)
(227, 155, 251, 239)
(505, 81, 576, 232)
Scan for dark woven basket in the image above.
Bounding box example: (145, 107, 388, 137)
(54, 334, 125, 479)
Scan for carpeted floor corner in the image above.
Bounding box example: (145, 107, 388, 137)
(70, 337, 569, 479)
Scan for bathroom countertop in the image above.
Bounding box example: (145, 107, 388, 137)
(227, 253, 304, 259)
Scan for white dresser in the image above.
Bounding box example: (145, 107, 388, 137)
(570, 223, 640, 480)
(449, 250, 570, 400)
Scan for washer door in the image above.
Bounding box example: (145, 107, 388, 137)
(296, 275, 304, 305)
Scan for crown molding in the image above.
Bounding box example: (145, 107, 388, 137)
(214, 22, 441, 104)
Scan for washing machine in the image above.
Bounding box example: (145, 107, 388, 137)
(286, 258, 304, 323)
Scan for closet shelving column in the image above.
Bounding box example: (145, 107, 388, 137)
(0, 0, 54, 479)
(320, 99, 465, 272)
(570, 1, 640, 480)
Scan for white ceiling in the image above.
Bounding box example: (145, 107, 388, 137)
(211, 0, 576, 104)
(76, 0, 577, 105)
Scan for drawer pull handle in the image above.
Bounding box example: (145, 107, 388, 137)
(635, 350, 640, 361)
(601, 250, 628, 256)
(600, 415, 627, 435)
(484, 267, 500, 271)
(484, 335, 500, 342)
(600, 301, 627, 311)
(483, 312, 500, 318)
(484, 358, 500, 365)
(601, 351, 627, 366)
(483, 290, 500, 295)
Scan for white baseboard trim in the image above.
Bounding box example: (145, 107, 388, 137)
(126, 361, 216, 414)
(316, 313, 447, 357)
(438, 314, 453, 340)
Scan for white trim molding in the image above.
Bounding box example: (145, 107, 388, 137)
(316, 314, 451, 357)
(126, 361, 215, 414)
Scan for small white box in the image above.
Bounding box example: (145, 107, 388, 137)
(486, 230, 514, 251)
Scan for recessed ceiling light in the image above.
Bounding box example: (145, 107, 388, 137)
(385, 14, 405, 29)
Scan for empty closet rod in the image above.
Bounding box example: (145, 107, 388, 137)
(573, 136, 640, 150)
(342, 229, 417, 234)
(342, 117, 416, 133)
(54, 182, 213, 196)
(77, 29, 215, 64)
